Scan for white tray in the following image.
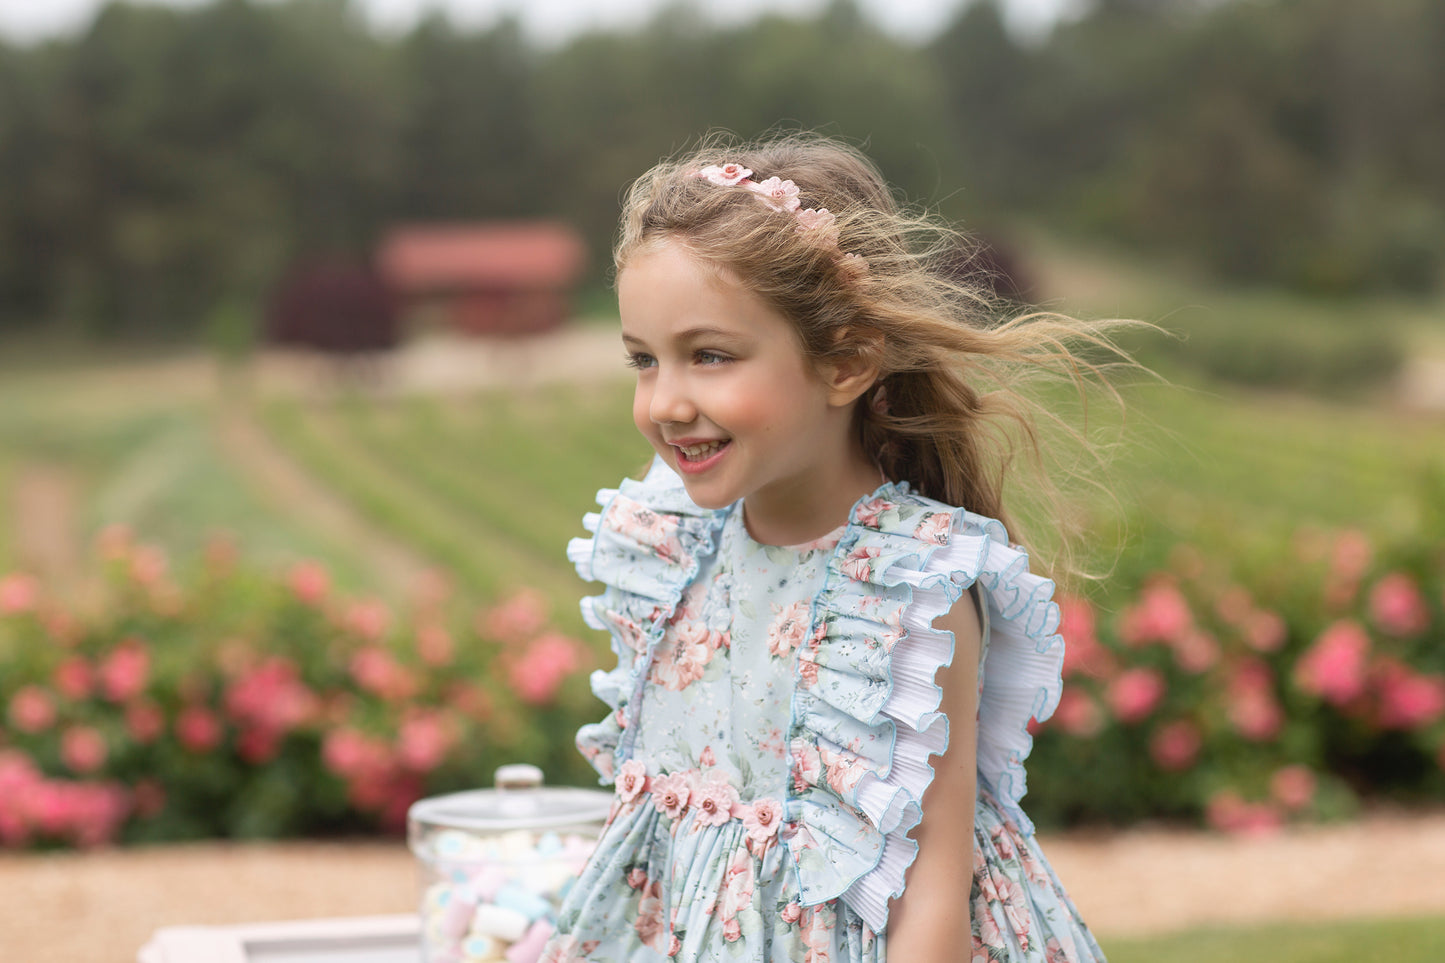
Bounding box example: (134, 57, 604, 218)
(138, 914, 421, 963)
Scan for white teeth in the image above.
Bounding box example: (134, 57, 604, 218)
(677, 440, 726, 459)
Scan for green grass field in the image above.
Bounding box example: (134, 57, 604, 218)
(1102, 914, 1445, 963)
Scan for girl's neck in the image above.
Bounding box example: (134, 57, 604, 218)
(741, 444, 884, 547)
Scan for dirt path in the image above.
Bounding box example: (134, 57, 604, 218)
(9, 463, 83, 586)
(4, 810, 1445, 961)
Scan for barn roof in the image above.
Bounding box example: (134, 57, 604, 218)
(377, 222, 587, 292)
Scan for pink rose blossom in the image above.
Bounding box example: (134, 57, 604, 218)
(722, 918, 742, 942)
(668, 934, 682, 956)
(53, 657, 94, 700)
(128, 544, 168, 585)
(747, 176, 801, 212)
(176, 705, 222, 752)
(841, 545, 882, 582)
(617, 759, 649, 803)
(697, 163, 752, 186)
(8, 685, 56, 733)
(349, 646, 419, 701)
(227, 657, 318, 736)
(1270, 765, 1317, 810)
(287, 560, 330, 605)
(415, 623, 454, 666)
(125, 700, 165, 744)
(781, 900, 802, 924)
(693, 772, 741, 827)
(912, 511, 952, 546)
(1205, 790, 1283, 837)
(61, 726, 107, 773)
(1050, 688, 1104, 737)
(0, 572, 39, 614)
(1295, 620, 1370, 705)
(482, 588, 548, 644)
(627, 867, 648, 889)
(343, 598, 390, 642)
(1330, 529, 1373, 583)
(397, 712, 454, 772)
(699, 745, 716, 767)
(1119, 578, 1192, 645)
(1149, 719, 1202, 772)
(1226, 659, 1284, 741)
(1244, 610, 1287, 652)
(510, 632, 582, 705)
(1058, 596, 1109, 678)
(650, 772, 691, 819)
(1106, 667, 1166, 724)
(1372, 659, 1445, 730)
(1369, 572, 1430, 637)
(100, 638, 150, 703)
(1172, 628, 1220, 674)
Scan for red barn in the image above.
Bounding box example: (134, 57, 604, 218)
(377, 222, 587, 336)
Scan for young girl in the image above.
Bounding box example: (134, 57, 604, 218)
(542, 133, 1111, 962)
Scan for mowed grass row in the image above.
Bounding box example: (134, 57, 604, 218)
(259, 382, 651, 627)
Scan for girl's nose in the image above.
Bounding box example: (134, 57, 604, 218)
(648, 370, 695, 425)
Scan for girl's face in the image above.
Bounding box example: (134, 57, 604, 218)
(618, 240, 875, 542)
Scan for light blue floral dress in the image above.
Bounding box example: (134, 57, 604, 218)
(541, 460, 1105, 963)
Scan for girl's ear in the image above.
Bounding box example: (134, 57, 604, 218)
(821, 351, 880, 408)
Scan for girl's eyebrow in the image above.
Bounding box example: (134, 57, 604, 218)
(622, 326, 745, 346)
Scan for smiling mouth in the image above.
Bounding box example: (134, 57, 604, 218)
(676, 439, 728, 459)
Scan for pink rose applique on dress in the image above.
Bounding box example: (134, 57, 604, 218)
(692, 771, 741, 828)
(616, 759, 649, 804)
(742, 797, 782, 856)
(650, 772, 691, 820)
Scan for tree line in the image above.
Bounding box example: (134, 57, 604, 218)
(0, 0, 1440, 340)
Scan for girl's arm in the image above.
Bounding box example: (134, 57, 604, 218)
(883, 588, 982, 959)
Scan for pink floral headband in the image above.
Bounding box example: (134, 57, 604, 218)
(692, 163, 852, 261)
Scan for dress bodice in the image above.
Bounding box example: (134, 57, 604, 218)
(632, 506, 843, 802)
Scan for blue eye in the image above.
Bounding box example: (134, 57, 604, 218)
(696, 350, 730, 365)
(625, 352, 656, 370)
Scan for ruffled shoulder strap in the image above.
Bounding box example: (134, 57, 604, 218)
(783, 485, 1062, 933)
(566, 457, 728, 782)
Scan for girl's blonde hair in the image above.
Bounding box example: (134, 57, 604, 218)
(616, 131, 1134, 576)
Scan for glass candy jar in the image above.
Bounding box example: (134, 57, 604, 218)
(408, 764, 612, 963)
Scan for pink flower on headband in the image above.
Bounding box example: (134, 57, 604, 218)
(748, 176, 801, 212)
(793, 206, 839, 245)
(697, 163, 752, 186)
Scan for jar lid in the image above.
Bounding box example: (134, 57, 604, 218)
(408, 765, 613, 834)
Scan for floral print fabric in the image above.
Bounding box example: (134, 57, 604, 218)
(547, 462, 1106, 961)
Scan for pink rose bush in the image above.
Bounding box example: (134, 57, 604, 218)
(0, 533, 593, 849)
(1030, 523, 1444, 835)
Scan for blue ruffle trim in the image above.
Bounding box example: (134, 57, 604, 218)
(783, 484, 1064, 933)
(567, 457, 727, 782)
